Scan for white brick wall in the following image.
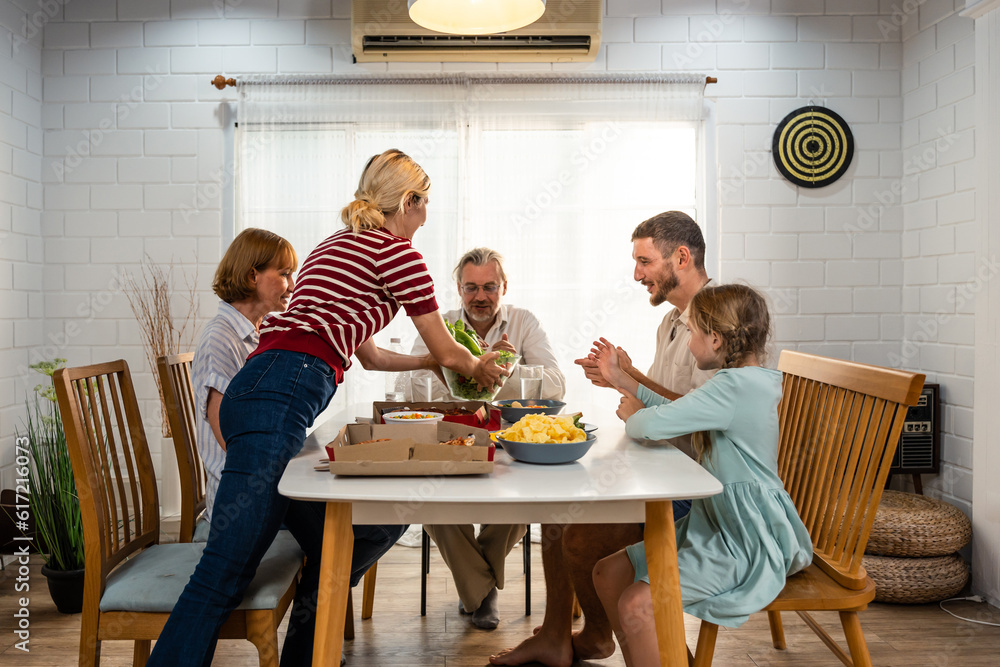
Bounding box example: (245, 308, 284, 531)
(895, 5, 976, 511)
(0, 1, 978, 517)
(0, 0, 42, 488)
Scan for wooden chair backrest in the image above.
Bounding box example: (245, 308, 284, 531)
(776, 350, 924, 591)
(53, 360, 159, 590)
(156, 352, 204, 543)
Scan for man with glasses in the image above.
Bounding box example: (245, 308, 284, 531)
(411, 247, 565, 629)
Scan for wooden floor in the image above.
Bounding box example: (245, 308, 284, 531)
(3, 540, 1000, 666)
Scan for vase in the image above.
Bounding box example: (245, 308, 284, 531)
(40, 563, 84, 614)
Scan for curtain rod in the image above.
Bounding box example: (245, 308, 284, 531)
(210, 74, 718, 89)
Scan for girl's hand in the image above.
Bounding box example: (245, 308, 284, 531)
(573, 354, 614, 388)
(594, 338, 630, 390)
(615, 386, 644, 423)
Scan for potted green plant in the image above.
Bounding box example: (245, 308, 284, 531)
(17, 358, 85, 614)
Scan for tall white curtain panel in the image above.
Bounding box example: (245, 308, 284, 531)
(235, 73, 708, 414)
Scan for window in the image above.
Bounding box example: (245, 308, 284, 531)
(235, 76, 707, 411)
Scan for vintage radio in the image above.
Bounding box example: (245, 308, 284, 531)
(890, 383, 939, 475)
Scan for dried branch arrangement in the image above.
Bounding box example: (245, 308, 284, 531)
(121, 256, 199, 437)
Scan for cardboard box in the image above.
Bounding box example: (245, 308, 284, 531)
(372, 401, 502, 431)
(326, 421, 495, 476)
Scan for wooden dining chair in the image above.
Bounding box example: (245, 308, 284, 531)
(156, 353, 205, 544)
(690, 351, 924, 667)
(54, 359, 304, 667)
(155, 353, 376, 640)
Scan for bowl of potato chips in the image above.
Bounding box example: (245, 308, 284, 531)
(492, 414, 596, 464)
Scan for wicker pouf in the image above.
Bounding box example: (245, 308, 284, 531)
(867, 490, 972, 557)
(863, 553, 969, 604)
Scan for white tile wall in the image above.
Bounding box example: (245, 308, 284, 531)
(896, 5, 975, 508)
(0, 0, 980, 511)
(0, 0, 42, 487)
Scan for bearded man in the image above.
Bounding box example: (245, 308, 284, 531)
(490, 211, 714, 667)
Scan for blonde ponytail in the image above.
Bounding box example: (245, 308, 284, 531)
(340, 149, 431, 234)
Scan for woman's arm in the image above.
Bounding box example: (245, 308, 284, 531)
(410, 310, 506, 388)
(205, 388, 226, 452)
(355, 338, 437, 373)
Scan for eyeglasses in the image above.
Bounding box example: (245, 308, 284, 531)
(460, 283, 501, 295)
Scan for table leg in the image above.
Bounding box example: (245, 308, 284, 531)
(312, 502, 354, 667)
(645, 500, 687, 666)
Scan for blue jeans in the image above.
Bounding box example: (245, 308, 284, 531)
(147, 350, 406, 667)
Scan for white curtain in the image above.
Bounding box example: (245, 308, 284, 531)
(235, 73, 707, 417)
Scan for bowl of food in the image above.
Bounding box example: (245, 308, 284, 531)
(496, 433, 597, 465)
(441, 352, 520, 401)
(491, 399, 566, 423)
(382, 410, 444, 424)
(491, 413, 596, 465)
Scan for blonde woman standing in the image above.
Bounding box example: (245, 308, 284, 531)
(148, 149, 508, 667)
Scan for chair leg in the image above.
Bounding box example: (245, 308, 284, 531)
(421, 528, 430, 616)
(523, 527, 531, 616)
(361, 562, 377, 620)
(132, 640, 151, 667)
(246, 613, 280, 667)
(691, 621, 718, 667)
(79, 603, 100, 667)
(840, 611, 873, 667)
(344, 588, 355, 641)
(767, 610, 786, 650)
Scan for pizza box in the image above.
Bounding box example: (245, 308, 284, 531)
(372, 400, 502, 431)
(325, 421, 495, 476)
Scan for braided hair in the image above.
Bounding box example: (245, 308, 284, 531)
(686, 284, 772, 461)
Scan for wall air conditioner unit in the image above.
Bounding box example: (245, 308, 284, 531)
(352, 0, 602, 63)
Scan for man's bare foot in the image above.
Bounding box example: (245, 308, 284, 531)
(572, 629, 616, 661)
(489, 633, 574, 667)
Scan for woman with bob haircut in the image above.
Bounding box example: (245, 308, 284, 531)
(148, 149, 509, 667)
(193, 227, 298, 531)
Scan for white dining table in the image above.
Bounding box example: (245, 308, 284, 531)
(278, 403, 723, 666)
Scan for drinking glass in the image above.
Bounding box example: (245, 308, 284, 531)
(519, 365, 543, 400)
(411, 372, 435, 402)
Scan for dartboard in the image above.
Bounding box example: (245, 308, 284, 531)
(772, 106, 854, 188)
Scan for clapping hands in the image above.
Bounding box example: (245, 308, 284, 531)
(575, 338, 644, 423)
(574, 338, 635, 389)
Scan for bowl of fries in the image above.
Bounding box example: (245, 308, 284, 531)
(492, 414, 596, 464)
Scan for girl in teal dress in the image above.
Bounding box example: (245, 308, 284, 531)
(592, 284, 812, 666)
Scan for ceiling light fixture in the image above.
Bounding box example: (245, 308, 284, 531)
(407, 0, 547, 35)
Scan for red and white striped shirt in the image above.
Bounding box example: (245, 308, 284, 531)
(251, 227, 439, 382)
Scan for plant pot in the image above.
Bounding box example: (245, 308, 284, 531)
(40, 563, 84, 614)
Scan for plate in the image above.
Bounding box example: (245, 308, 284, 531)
(495, 433, 596, 465)
(580, 422, 598, 433)
(382, 410, 444, 424)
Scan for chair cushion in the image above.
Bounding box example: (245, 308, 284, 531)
(192, 517, 210, 543)
(100, 531, 304, 612)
